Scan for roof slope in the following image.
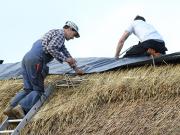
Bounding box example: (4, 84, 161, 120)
(0, 64, 180, 134)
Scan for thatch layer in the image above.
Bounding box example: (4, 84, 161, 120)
(0, 65, 180, 135)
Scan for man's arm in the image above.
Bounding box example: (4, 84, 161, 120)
(61, 45, 72, 58)
(42, 30, 84, 75)
(45, 36, 67, 63)
(65, 58, 84, 75)
(115, 31, 130, 58)
(46, 42, 84, 75)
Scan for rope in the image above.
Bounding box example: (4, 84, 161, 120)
(162, 60, 168, 65)
(151, 55, 156, 68)
(119, 46, 133, 57)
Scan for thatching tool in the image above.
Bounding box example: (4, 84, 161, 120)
(55, 74, 86, 88)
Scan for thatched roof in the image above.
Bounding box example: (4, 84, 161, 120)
(0, 64, 180, 135)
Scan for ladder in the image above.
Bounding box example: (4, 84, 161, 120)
(0, 85, 54, 135)
(0, 75, 85, 134)
(55, 74, 84, 88)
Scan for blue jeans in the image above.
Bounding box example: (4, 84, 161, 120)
(10, 90, 42, 113)
(10, 40, 49, 113)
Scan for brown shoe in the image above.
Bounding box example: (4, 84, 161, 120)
(12, 105, 25, 119)
(3, 105, 16, 118)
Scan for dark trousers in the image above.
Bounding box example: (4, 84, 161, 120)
(123, 40, 168, 57)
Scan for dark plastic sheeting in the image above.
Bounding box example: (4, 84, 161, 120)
(0, 52, 180, 80)
(0, 60, 3, 64)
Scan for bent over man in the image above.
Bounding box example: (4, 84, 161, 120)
(3, 21, 84, 118)
(115, 15, 168, 58)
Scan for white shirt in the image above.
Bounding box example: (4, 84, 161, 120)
(126, 20, 164, 42)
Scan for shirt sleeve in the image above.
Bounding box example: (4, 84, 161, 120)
(45, 36, 67, 63)
(42, 29, 54, 46)
(61, 45, 72, 58)
(125, 22, 134, 35)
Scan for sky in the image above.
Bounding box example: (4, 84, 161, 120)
(0, 0, 180, 63)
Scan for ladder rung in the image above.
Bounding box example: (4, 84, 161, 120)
(56, 84, 79, 87)
(61, 79, 83, 82)
(0, 130, 14, 133)
(8, 119, 23, 123)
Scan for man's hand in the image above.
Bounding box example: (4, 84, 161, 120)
(65, 58, 84, 75)
(115, 55, 120, 60)
(74, 67, 84, 75)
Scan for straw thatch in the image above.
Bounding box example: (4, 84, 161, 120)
(0, 64, 180, 135)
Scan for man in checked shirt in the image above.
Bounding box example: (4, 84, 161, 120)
(3, 21, 84, 118)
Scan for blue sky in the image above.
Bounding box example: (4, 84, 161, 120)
(0, 0, 180, 63)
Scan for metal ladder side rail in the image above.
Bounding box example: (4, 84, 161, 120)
(0, 118, 23, 134)
(0, 117, 9, 132)
(12, 85, 54, 135)
(0, 85, 54, 135)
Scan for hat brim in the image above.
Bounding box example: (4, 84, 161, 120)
(75, 32, 80, 38)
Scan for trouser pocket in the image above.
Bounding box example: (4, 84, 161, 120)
(35, 63, 49, 78)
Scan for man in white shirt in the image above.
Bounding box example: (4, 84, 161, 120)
(115, 15, 168, 58)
